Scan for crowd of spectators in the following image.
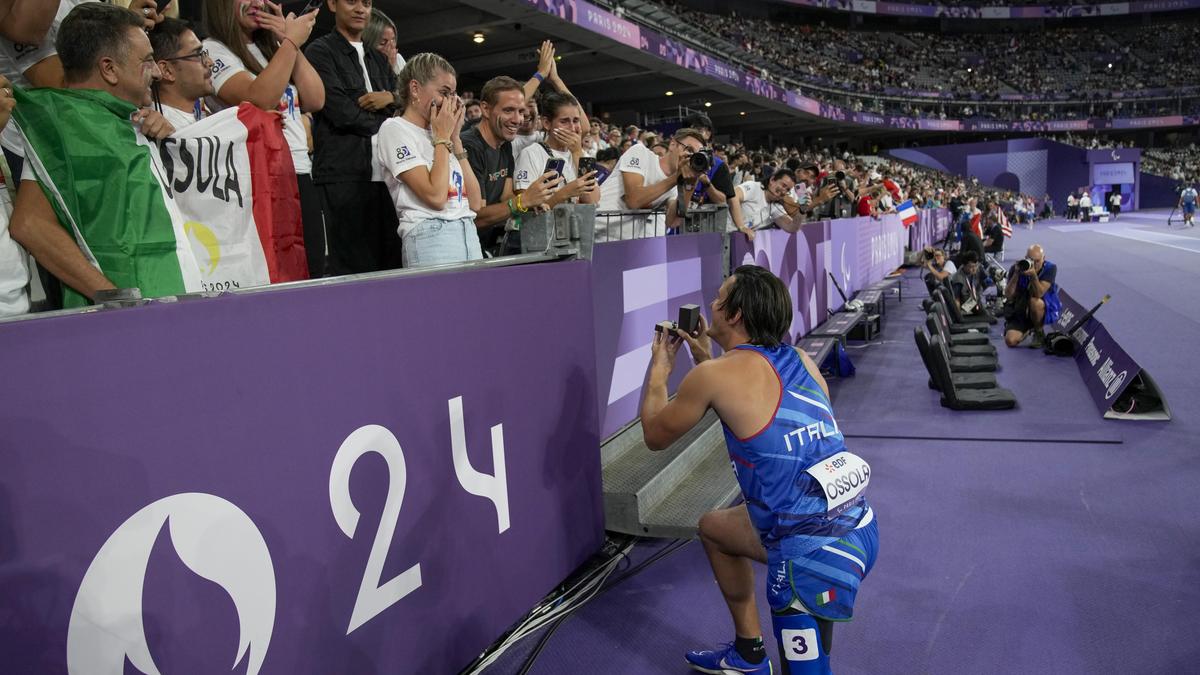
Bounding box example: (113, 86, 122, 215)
(1143, 145, 1200, 182)
(0, 0, 1185, 321)
(639, 1, 1198, 121)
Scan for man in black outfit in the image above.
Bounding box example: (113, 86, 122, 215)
(305, 0, 400, 274)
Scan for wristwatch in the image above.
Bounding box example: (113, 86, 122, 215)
(433, 139, 454, 153)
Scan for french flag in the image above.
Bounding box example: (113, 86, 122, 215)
(897, 200, 918, 228)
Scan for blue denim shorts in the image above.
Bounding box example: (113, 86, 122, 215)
(402, 217, 483, 268)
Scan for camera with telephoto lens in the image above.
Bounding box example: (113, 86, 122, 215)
(1016, 258, 1035, 272)
(688, 149, 712, 174)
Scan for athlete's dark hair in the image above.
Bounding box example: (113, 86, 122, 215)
(720, 265, 792, 348)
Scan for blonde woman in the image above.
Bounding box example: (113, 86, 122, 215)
(376, 53, 482, 267)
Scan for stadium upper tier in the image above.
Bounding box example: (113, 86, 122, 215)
(615, 0, 1197, 121)
(691, 0, 1200, 20)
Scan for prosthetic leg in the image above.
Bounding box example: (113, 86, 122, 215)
(772, 604, 834, 675)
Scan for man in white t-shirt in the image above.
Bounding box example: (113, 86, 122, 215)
(1108, 191, 1122, 219)
(149, 18, 213, 131)
(596, 127, 705, 240)
(1078, 189, 1092, 222)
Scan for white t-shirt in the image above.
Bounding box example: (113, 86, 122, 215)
(0, 179, 28, 317)
(348, 41, 374, 93)
(1109, 193, 1121, 207)
(205, 39, 311, 174)
(162, 103, 205, 132)
(514, 143, 575, 191)
(734, 181, 776, 232)
(596, 143, 670, 240)
(376, 116, 475, 237)
(1079, 194, 1092, 209)
(511, 131, 544, 158)
(0, 0, 90, 157)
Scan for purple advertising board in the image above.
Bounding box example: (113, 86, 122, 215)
(591, 234, 726, 440)
(1053, 290, 1148, 415)
(0, 261, 605, 673)
(730, 214, 904, 343)
(909, 208, 951, 251)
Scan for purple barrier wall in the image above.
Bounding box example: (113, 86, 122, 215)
(1139, 172, 1184, 209)
(0, 261, 605, 673)
(909, 208, 951, 251)
(592, 233, 726, 440)
(730, 214, 905, 343)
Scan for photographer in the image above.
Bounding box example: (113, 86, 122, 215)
(950, 251, 991, 322)
(922, 247, 956, 295)
(1003, 244, 1061, 349)
(596, 127, 705, 240)
(681, 112, 736, 207)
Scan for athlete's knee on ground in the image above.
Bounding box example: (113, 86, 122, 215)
(1004, 330, 1025, 347)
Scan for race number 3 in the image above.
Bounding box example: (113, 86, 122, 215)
(781, 628, 820, 662)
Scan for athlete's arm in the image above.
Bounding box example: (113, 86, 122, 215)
(641, 333, 716, 451)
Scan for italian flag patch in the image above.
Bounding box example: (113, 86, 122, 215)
(816, 589, 836, 606)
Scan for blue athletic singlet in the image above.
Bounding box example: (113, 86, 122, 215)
(720, 344, 872, 565)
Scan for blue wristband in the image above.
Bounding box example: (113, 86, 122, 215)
(532, 72, 545, 83)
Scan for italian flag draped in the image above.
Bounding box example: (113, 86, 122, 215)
(12, 88, 306, 308)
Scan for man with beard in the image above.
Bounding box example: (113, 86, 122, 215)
(149, 18, 215, 130)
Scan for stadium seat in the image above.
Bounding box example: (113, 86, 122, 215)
(914, 327, 998, 392)
(914, 326, 998, 373)
(927, 314, 996, 357)
(929, 336, 1017, 410)
(927, 310, 990, 346)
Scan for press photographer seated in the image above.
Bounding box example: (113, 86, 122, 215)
(1003, 244, 1061, 349)
(950, 251, 992, 322)
(922, 247, 955, 294)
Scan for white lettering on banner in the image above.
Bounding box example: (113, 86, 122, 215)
(150, 110, 272, 291)
(1058, 308, 1075, 329)
(67, 494, 276, 675)
(1085, 338, 1102, 366)
(329, 425, 423, 634)
(870, 231, 902, 268)
(449, 396, 510, 534)
(804, 451, 870, 516)
(1097, 357, 1128, 400)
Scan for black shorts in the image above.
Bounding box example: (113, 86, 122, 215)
(1005, 311, 1035, 335)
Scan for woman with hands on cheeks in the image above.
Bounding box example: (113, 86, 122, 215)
(375, 53, 484, 268)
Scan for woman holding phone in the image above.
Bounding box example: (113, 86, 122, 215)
(511, 91, 599, 243)
(375, 53, 483, 268)
(202, 0, 327, 276)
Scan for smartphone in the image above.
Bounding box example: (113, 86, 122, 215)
(300, 0, 322, 13)
(544, 157, 566, 180)
(578, 156, 597, 175)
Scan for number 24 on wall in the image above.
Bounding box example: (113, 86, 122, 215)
(65, 396, 509, 675)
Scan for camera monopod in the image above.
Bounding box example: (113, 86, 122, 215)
(827, 272, 865, 314)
